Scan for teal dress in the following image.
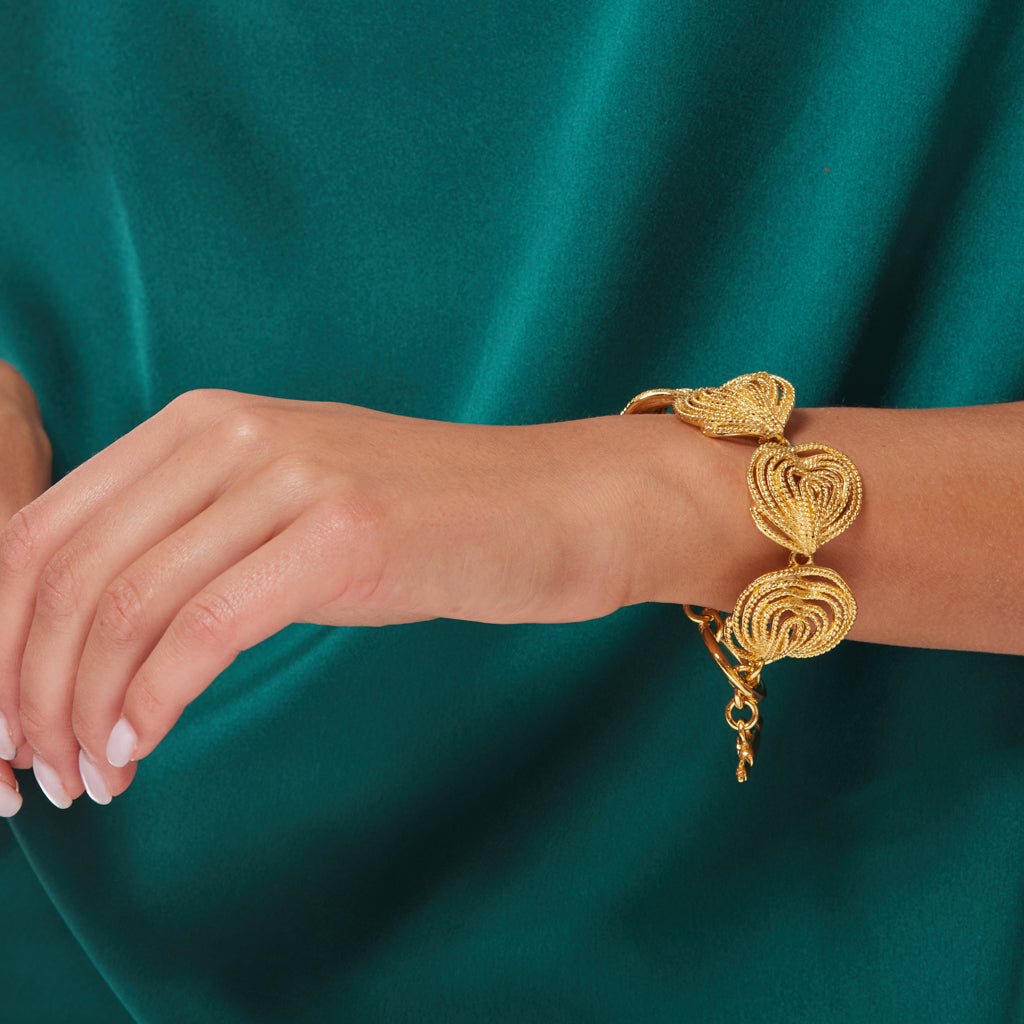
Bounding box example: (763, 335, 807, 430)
(4, 3, 1024, 1021)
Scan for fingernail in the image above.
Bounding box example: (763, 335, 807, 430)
(106, 718, 137, 768)
(79, 750, 112, 806)
(0, 712, 15, 761)
(33, 756, 72, 810)
(0, 781, 22, 817)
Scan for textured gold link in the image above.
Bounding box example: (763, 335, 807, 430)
(623, 373, 861, 782)
(723, 565, 856, 664)
(747, 442, 862, 556)
(670, 371, 792, 441)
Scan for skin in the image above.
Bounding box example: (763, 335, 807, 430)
(0, 365, 1021, 811)
(0, 362, 52, 808)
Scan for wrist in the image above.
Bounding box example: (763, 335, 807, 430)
(596, 412, 775, 613)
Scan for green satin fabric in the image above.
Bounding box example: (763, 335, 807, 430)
(3, 2, 1024, 1021)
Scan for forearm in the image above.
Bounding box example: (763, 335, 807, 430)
(631, 400, 1024, 655)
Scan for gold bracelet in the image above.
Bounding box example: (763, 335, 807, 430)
(622, 372, 862, 782)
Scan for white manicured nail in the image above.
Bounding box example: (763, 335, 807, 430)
(106, 718, 137, 768)
(79, 750, 112, 805)
(33, 756, 72, 810)
(0, 781, 22, 817)
(0, 712, 16, 761)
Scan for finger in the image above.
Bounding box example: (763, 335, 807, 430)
(11, 742, 32, 770)
(0, 413, 51, 794)
(0, 758, 22, 818)
(0, 709, 16, 762)
(72, 474, 307, 797)
(17, 425, 261, 801)
(106, 505, 376, 767)
(77, 750, 137, 807)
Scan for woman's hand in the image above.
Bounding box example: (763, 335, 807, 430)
(1, 389, 708, 809)
(0, 361, 52, 816)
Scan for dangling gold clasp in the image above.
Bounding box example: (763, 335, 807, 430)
(725, 690, 761, 782)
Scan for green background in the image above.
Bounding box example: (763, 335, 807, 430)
(2, 2, 1023, 1020)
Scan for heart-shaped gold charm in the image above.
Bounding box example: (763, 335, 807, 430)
(747, 442, 862, 556)
(725, 564, 857, 664)
(672, 372, 794, 441)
